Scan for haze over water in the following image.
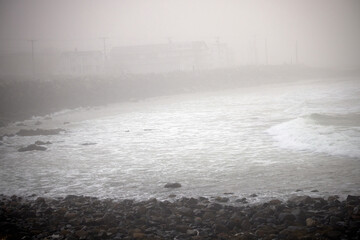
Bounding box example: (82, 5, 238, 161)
(0, 0, 360, 205)
(1, 77, 359, 203)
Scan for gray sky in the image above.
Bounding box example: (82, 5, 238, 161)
(1, 0, 359, 67)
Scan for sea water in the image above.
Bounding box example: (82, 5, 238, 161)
(0, 77, 359, 203)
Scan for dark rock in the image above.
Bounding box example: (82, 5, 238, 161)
(278, 213, 296, 223)
(269, 199, 282, 205)
(133, 232, 145, 238)
(178, 207, 193, 217)
(306, 218, 317, 227)
(291, 208, 306, 224)
(34, 120, 42, 125)
(186, 229, 198, 236)
(35, 140, 52, 145)
(63, 121, 70, 125)
(215, 196, 229, 203)
(249, 194, 258, 197)
(81, 142, 97, 146)
(1, 133, 15, 138)
(16, 122, 26, 126)
(325, 230, 342, 239)
(202, 211, 215, 220)
(236, 198, 248, 203)
(194, 217, 202, 224)
(279, 226, 308, 239)
(18, 144, 47, 152)
(241, 219, 251, 231)
(329, 216, 342, 225)
(16, 128, 65, 136)
(214, 223, 228, 233)
(311, 189, 319, 192)
(255, 225, 276, 237)
(288, 195, 313, 205)
(206, 202, 222, 211)
(64, 212, 78, 219)
(164, 183, 181, 188)
(75, 229, 88, 238)
(347, 195, 360, 202)
(175, 224, 188, 233)
(186, 197, 198, 206)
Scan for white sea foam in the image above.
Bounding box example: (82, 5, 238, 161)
(267, 113, 360, 158)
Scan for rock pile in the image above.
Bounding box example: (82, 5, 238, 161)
(18, 144, 47, 152)
(16, 128, 65, 137)
(0, 194, 359, 239)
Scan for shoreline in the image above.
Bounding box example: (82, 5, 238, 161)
(1, 194, 359, 239)
(1, 66, 358, 127)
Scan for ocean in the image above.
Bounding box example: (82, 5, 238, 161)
(0, 77, 359, 203)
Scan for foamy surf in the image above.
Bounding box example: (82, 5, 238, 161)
(267, 113, 360, 158)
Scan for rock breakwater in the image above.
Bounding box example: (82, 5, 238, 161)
(0, 194, 359, 239)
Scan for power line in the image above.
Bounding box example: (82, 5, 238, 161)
(28, 39, 37, 78)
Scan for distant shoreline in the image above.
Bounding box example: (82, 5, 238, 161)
(1, 66, 359, 127)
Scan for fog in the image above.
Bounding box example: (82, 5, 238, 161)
(1, 0, 360, 76)
(1, 1, 360, 238)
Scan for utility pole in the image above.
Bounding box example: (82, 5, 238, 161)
(216, 36, 220, 67)
(29, 39, 36, 78)
(101, 37, 107, 59)
(101, 37, 108, 73)
(254, 35, 258, 65)
(295, 40, 298, 65)
(265, 38, 268, 65)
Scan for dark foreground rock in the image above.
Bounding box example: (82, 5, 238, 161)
(35, 140, 52, 145)
(0, 195, 359, 240)
(18, 144, 47, 152)
(16, 128, 65, 136)
(164, 183, 182, 188)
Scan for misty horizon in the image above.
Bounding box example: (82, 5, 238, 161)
(0, 0, 360, 70)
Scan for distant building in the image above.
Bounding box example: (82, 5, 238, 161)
(109, 41, 210, 74)
(207, 41, 231, 68)
(60, 50, 103, 75)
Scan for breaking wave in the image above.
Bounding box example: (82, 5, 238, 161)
(267, 113, 360, 158)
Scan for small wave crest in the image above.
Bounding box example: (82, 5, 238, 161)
(308, 113, 360, 127)
(267, 113, 360, 158)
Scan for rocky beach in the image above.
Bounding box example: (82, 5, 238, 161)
(1, 68, 360, 239)
(1, 194, 360, 239)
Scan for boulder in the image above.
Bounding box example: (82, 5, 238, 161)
(35, 140, 52, 145)
(18, 144, 47, 152)
(236, 198, 248, 204)
(16, 128, 65, 136)
(305, 218, 317, 227)
(288, 195, 314, 205)
(278, 213, 296, 223)
(81, 142, 97, 146)
(164, 183, 182, 188)
(215, 196, 229, 203)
